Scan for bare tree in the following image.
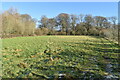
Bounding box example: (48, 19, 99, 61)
(57, 13, 70, 35)
(79, 14, 84, 23)
(70, 14, 78, 35)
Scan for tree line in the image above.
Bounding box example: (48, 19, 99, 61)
(0, 8, 118, 42)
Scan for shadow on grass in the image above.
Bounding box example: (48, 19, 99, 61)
(3, 49, 119, 80)
(94, 48, 119, 53)
(56, 50, 119, 80)
(45, 50, 107, 80)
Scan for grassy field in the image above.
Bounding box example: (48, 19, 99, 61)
(2, 36, 119, 79)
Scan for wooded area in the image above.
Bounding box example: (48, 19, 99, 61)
(0, 8, 118, 42)
(1, 7, 120, 79)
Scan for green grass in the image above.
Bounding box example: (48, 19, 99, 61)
(2, 36, 119, 79)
